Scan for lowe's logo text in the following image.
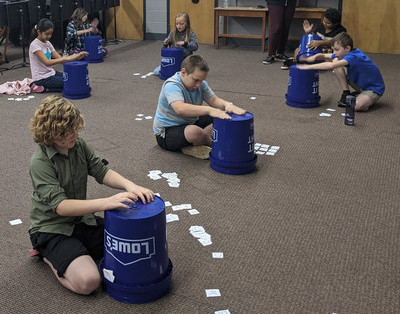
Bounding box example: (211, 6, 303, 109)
(105, 231, 155, 266)
(161, 57, 175, 67)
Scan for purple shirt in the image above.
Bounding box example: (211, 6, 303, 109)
(29, 38, 56, 81)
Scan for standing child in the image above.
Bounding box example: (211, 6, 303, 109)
(154, 12, 198, 76)
(282, 8, 346, 69)
(153, 55, 246, 159)
(29, 18, 88, 93)
(64, 7, 107, 56)
(29, 95, 154, 294)
(297, 32, 385, 111)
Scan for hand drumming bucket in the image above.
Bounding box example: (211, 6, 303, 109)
(160, 47, 183, 80)
(297, 34, 322, 60)
(285, 66, 320, 108)
(210, 112, 257, 175)
(62, 61, 91, 99)
(100, 196, 173, 304)
(84, 35, 104, 63)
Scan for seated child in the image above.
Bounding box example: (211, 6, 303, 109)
(297, 32, 385, 111)
(64, 7, 107, 56)
(282, 8, 347, 69)
(154, 12, 198, 76)
(29, 18, 88, 93)
(153, 55, 246, 159)
(29, 95, 154, 294)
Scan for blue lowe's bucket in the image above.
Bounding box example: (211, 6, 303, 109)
(297, 34, 322, 60)
(160, 47, 183, 80)
(210, 112, 257, 175)
(62, 61, 91, 99)
(84, 35, 104, 63)
(285, 66, 320, 108)
(100, 196, 173, 304)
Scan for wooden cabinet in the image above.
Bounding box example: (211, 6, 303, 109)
(342, 0, 400, 54)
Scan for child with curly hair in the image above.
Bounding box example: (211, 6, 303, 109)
(29, 95, 154, 294)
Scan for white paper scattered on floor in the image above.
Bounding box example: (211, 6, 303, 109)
(319, 113, 331, 117)
(137, 113, 144, 117)
(8, 98, 14, 100)
(103, 268, 115, 282)
(166, 214, 179, 223)
(148, 170, 180, 187)
(190, 226, 212, 246)
(9, 219, 22, 225)
(212, 252, 224, 259)
(155, 192, 160, 197)
(164, 201, 172, 206)
(215, 310, 231, 314)
(188, 209, 199, 215)
(341, 113, 345, 116)
(135, 118, 142, 121)
(326, 108, 336, 111)
(144, 116, 152, 119)
(254, 143, 280, 156)
(250, 96, 256, 100)
(133, 73, 140, 76)
(205, 289, 221, 297)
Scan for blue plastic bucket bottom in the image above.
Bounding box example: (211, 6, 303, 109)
(210, 154, 257, 175)
(285, 93, 320, 108)
(100, 258, 173, 304)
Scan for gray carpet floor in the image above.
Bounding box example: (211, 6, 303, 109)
(0, 40, 399, 313)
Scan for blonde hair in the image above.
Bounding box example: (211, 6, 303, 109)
(173, 12, 192, 44)
(30, 95, 85, 146)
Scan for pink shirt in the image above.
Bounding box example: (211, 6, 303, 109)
(29, 38, 56, 81)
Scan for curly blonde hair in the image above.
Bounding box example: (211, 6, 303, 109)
(30, 95, 85, 146)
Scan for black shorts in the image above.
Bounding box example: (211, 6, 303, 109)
(156, 115, 213, 151)
(30, 216, 104, 277)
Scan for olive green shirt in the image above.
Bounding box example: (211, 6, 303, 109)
(29, 137, 109, 236)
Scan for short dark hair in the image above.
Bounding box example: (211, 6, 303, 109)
(332, 32, 354, 50)
(324, 8, 341, 25)
(181, 55, 209, 74)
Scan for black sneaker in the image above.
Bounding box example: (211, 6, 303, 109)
(262, 55, 275, 64)
(281, 58, 296, 70)
(338, 91, 351, 107)
(274, 54, 289, 62)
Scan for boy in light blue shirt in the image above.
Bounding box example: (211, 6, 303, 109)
(153, 55, 246, 159)
(297, 32, 385, 111)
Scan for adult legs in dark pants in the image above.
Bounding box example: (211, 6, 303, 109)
(263, 3, 296, 64)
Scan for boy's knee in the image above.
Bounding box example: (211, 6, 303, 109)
(75, 272, 101, 295)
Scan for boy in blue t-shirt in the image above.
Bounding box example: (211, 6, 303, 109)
(297, 32, 385, 111)
(153, 55, 246, 159)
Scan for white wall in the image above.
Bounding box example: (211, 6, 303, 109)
(145, 0, 167, 39)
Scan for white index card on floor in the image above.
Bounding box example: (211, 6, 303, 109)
(9, 219, 22, 225)
(215, 310, 231, 314)
(212, 252, 224, 258)
(166, 214, 179, 223)
(206, 289, 221, 297)
(188, 209, 199, 215)
(326, 108, 336, 111)
(164, 201, 172, 206)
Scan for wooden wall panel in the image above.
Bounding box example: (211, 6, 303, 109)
(342, 0, 400, 54)
(106, 0, 144, 40)
(169, 0, 215, 44)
